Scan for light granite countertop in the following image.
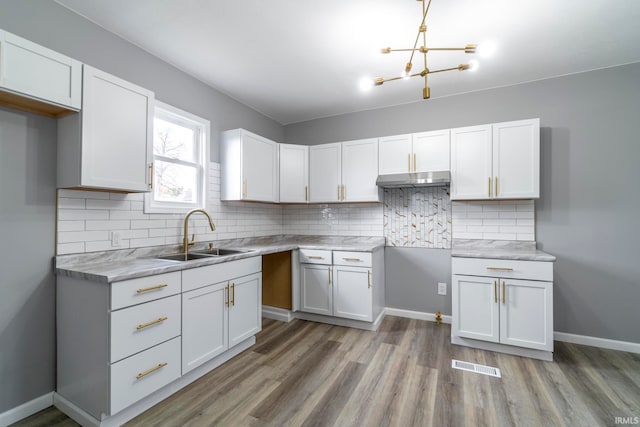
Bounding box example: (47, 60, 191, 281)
(55, 235, 386, 283)
(451, 239, 556, 262)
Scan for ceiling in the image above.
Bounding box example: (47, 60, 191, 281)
(54, 0, 640, 125)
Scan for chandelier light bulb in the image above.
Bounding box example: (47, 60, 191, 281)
(477, 41, 496, 57)
(359, 77, 374, 91)
(468, 59, 479, 71)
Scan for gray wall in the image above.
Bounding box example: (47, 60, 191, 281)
(286, 62, 640, 344)
(0, 107, 57, 412)
(0, 0, 285, 414)
(385, 248, 452, 316)
(0, 0, 284, 162)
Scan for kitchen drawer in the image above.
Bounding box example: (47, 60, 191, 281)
(110, 336, 181, 415)
(333, 251, 372, 268)
(110, 294, 181, 363)
(111, 272, 181, 310)
(299, 249, 332, 265)
(182, 256, 261, 293)
(452, 257, 553, 282)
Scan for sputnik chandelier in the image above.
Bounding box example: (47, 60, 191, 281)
(371, 0, 479, 99)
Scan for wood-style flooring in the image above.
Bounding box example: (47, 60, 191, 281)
(12, 316, 640, 427)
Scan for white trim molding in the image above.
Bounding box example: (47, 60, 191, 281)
(554, 332, 640, 354)
(0, 392, 53, 427)
(262, 305, 295, 323)
(385, 307, 452, 324)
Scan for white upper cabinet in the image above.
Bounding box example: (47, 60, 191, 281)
(492, 119, 540, 199)
(341, 138, 379, 202)
(309, 142, 342, 203)
(309, 139, 380, 203)
(379, 130, 449, 174)
(221, 129, 279, 202)
(450, 118, 539, 200)
(378, 134, 412, 174)
(450, 124, 493, 199)
(412, 129, 450, 172)
(0, 29, 81, 115)
(279, 143, 309, 203)
(57, 65, 154, 192)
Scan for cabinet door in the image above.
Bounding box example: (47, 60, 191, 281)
(309, 143, 341, 203)
(450, 124, 492, 200)
(342, 138, 380, 202)
(0, 30, 81, 109)
(499, 278, 553, 351)
(81, 65, 153, 192)
(182, 282, 228, 374)
(413, 129, 450, 172)
(228, 273, 262, 348)
(378, 134, 412, 174)
(452, 274, 499, 343)
(279, 143, 309, 203)
(332, 266, 372, 321)
(492, 119, 540, 199)
(300, 264, 333, 316)
(242, 132, 278, 202)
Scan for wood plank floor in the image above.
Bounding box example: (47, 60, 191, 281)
(12, 316, 640, 427)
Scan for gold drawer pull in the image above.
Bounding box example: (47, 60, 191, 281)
(368, 270, 371, 289)
(136, 284, 168, 294)
(486, 267, 513, 271)
(307, 256, 324, 260)
(502, 281, 506, 304)
(231, 283, 235, 307)
(495, 176, 499, 196)
(136, 317, 168, 330)
(488, 177, 491, 197)
(343, 257, 362, 262)
(493, 280, 497, 303)
(136, 362, 167, 380)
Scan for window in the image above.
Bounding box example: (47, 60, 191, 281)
(144, 101, 209, 213)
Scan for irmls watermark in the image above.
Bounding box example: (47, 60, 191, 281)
(615, 416, 639, 425)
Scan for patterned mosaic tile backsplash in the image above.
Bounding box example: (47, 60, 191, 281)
(383, 187, 452, 248)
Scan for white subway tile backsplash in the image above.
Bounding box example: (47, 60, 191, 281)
(451, 199, 535, 241)
(58, 198, 86, 209)
(58, 209, 109, 221)
(58, 230, 109, 243)
(86, 199, 131, 210)
(58, 221, 85, 232)
(85, 220, 130, 231)
(57, 242, 85, 255)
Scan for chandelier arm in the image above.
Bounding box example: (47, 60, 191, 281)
(427, 66, 463, 74)
(408, 0, 432, 70)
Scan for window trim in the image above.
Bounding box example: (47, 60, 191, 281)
(144, 100, 210, 214)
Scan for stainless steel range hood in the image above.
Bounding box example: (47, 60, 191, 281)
(375, 170, 450, 188)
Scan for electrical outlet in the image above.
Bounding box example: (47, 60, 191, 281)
(111, 231, 121, 247)
(438, 282, 447, 296)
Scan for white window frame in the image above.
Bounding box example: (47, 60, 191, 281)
(144, 101, 210, 214)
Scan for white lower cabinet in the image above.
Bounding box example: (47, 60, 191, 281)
(300, 249, 380, 324)
(57, 256, 262, 423)
(181, 257, 262, 374)
(451, 257, 554, 359)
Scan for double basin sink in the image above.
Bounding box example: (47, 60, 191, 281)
(155, 248, 252, 262)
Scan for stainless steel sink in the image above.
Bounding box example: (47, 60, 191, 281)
(155, 253, 216, 262)
(191, 248, 250, 256)
(155, 248, 251, 262)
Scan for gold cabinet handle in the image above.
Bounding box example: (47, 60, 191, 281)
(408, 153, 411, 172)
(136, 362, 167, 380)
(413, 153, 417, 171)
(148, 162, 154, 189)
(343, 258, 362, 262)
(305, 185, 308, 202)
(136, 284, 168, 294)
(488, 176, 491, 197)
(495, 176, 498, 197)
(368, 270, 371, 289)
(308, 256, 324, 260)
(225, 284, 230, 307)
(493, 280, 497, 303)
(502, 281, 506, 305)
(486, 267, 513, 271)
(136, 316, 168, 330)
(342, 184, 346, 201)
(328, 267, 332, 284)
(337, 185, 341, 201)
(231, 283, 235, 307)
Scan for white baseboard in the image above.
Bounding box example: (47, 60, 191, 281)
(0, 392, 53, 427)
(262, 305, 294, 323)
(554, 331, 640, 354)
(385, 307, 452, 324)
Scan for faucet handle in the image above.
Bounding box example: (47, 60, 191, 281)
(188, 234, 195, 246)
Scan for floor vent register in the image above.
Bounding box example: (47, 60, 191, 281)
(452, 359, 502, 378)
